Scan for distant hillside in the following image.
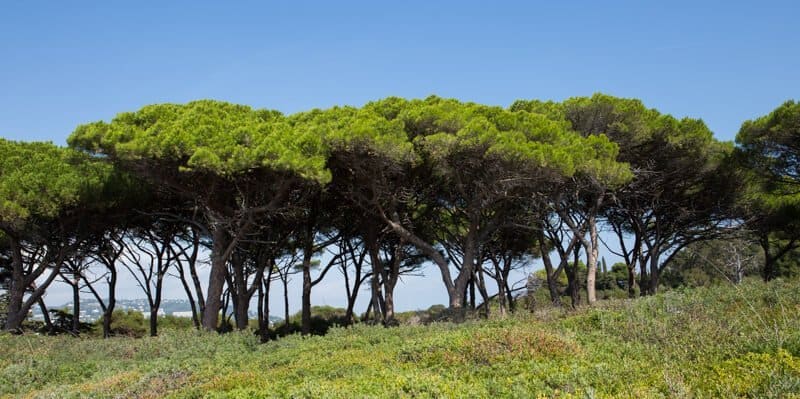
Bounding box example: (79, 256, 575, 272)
(4, 278, 800, 398)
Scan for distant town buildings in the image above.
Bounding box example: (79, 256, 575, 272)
(29, 298, 213, 322)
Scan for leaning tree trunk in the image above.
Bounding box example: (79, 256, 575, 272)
(4, 238, 63, 332)
(538, 230, 563, 307)
(382, 215, 460, 310)
(474, 267, 490, 318)
(37, 298, 53, 333)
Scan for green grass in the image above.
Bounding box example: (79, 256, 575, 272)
(2, 278, 800, 398)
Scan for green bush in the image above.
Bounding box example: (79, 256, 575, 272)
(2, 278, 800, 398)
(106, 309, 148, 337)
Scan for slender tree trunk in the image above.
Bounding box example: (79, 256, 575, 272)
(649, 244, 661, 295)
(492, 258, 506, 317)
(301, 235, 313, 335)
(257, 279, 268, 340)
(282, 277, 290, 329)
(567, 245, 581, 308)
(258, 265, 273, 340)
(345, 276, 365, 326)
(365, 231, 384, 324)
(760, 234, 775, 282)
(177, 268, 200, 329)
(71, 276, 81, 334)
(505, 278, 515, 312)
(586, 216, 599, 305)
(468, 277, 476, 310)
(104, 268, 117, 338)
(363, 296, 373, 322)
(538, 231, 562, 307)
(382, 215, 458, 309)
(638, 253, 649, 297)
(474, 266, 490, 318)
(37, 298, 53, 333)
(150, 264, 166, 337)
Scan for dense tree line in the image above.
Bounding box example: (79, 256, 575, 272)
(1, 95, 798, 337)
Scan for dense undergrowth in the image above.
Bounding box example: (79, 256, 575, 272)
(2, 278, 800, 398)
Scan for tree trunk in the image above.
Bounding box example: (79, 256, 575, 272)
(492, 258, 506, 317)
(505, 279, 515, 312)
(177, 269, 200, 329)
(282, 277, 290, 329)
(585, 216, 599, 305)
(365, 231, 385, 324)
(4, 238, 63, 332)
(301, 235, 313, 335)
(37, 298, 53, 333)
(382, 241, 404, 326)
(567, 245, 581, 308)
(231, 255, 249, 331)
(382, 216, 459, 309)
(149, 309, 158, 337)
(71, 277, 81, 334)
(474, 266, 490, 318)
(468, 277, 476, 310)
(104, 269, 117, 338)
(760, 234, 775, 282)
(649, 244, 661, 295)
(638, 253, 649, 297)
(538, 231, 562, 307)
(257, 279, 265, 334)
(202, 227, 229, 331)
(450, 221, 479, 317)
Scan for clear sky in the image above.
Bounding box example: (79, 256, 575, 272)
(2, 1, 798, 145)
(5, 1, 799, 313)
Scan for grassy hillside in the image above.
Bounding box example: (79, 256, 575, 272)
(2, 278, 800, 398)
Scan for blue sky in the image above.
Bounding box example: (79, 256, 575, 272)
(5, 1, 799, 313)
(2, 1, 798, 145)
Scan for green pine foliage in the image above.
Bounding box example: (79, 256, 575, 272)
(0, 139, 112, 226)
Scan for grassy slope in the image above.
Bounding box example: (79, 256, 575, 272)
(2, 278, 800, 398)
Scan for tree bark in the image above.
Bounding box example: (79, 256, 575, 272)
(231, 254, 250, 331)
(301, 234, 313, 335)
(365, 231, 384, 324)
(202, 227, 229, 331)
(586, 216, 599, 305)
(71, 275, 81, 334)
(37, 298, 53, 333)
(4, 238, 64, 332)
